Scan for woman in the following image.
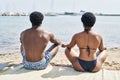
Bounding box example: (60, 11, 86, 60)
(62, 12, 107, 72)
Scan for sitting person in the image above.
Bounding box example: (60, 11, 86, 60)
(62, 12, 107, 72)
(20, 11, 61, 70)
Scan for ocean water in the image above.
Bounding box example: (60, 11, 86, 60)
(0, 15, 120, 54)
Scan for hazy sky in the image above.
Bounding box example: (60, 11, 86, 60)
(0, 0, 120, 13)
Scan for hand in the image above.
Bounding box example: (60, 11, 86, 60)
(61, 44, 66, 48)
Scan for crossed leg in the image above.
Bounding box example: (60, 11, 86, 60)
(65, 48, 107, 72)
(92, 50, 107, 72)
(65, 48, 85, 72)
(46, 44, 59, 59)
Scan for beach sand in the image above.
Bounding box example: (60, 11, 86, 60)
(0, 47, 120, 70)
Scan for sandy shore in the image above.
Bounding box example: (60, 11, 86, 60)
(0, 47, 120, 70)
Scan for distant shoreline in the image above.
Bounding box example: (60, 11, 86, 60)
(1, 12, 120, 16)
(96, 13, 120, 16)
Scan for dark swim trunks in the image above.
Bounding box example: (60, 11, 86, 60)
(78, 58, 97, 72)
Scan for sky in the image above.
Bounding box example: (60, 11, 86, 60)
(0, 0, 120, 14)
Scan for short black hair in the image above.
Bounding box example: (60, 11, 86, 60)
(81, 12, 96, 27)
(30, 11, 44, 26)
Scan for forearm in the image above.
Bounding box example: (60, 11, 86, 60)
(62, 44, 72, 49)
(55, 39, 61, 45)
(51, 38, 61, 45)
(47, 44, 59, 52)
(96, 49, 106, 56)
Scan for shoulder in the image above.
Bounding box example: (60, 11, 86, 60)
(42, 30, 54, 38)
(20, 29, 29, 35)
(72, 32, 81, 39)
(92, 32, 103, 41)
(20, 28, 32, 38)
(43, 30, 52, 35)
(20, 30, 25, 37)
(95, 32, 102, 39)
(73, 31, 84, 37)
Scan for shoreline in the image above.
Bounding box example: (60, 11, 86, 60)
(1, 12, 120, 16)
(0, 47, 120, 70)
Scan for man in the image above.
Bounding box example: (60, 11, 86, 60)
(20, 11, 61, 70)
(62, 12, 107, 72)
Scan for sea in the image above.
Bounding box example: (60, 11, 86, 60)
(0, 15, 120, 54)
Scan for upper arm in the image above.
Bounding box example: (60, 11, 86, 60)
(67, 35, 76, 49)
(49, 33, 60, 44)
(20, 31, 24, 44)
(20, 33, 22, 43)
(98, 36, 106, 51)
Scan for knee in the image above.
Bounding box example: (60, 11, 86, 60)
(54, 45, 59, 50)
(54, 46, 59, 53)
(56, 46, 59, 51)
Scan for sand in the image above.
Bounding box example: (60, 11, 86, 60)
(0, 47, 120, 70)
(1, 64, 120, 80)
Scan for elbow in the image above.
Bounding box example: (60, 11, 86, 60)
(99, 47, 107, 52)
(67, 46, 71, 51)
(56, 40, 61, 45)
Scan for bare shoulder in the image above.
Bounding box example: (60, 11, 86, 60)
(73, 31, 84, 37)
(42, 30, 54, 39)
(20, 28, 32, 39)
(20, 30, 26, 37)
(72, 33, 78, 38)
(43, 30, 52, 36)
(92, 31, 103, 40)
(70, 32, 81, 40)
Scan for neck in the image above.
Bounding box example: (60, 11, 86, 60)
(32, 25, 41, 29)
(84, 27, 92, 33)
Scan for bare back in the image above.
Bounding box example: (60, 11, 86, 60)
(20, 28, 50, 62)
(77, 31, 102, 60)
(67, 30, 105, 61)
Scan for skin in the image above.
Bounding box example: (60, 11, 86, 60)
(62, 27, 107, 72)
(20, 25, 61, 62)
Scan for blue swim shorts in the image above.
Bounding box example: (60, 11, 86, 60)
(21, 50, 52, 70)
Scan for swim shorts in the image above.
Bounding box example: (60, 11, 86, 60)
(21, 50, 52, 70)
